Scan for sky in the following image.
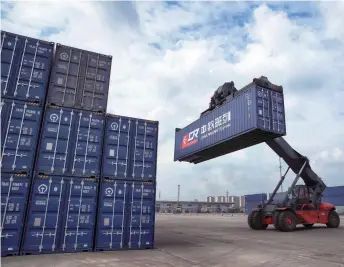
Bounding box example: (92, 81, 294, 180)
(1, 0, 344, 201)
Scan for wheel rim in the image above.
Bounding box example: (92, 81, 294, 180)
(286, 217, 292, 225)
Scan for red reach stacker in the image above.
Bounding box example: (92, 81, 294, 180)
(204, 76, 341, 232)
(249, 136, 340, 231)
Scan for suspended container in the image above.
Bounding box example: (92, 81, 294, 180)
(46, 44, 112, 113)
(1, 173, 31, 257)
(0, 30, 54, 105)
(20, 175, 98, 255)
(101, 114, 159, 181)
(1, 99, 43, 174)
(95, 179, 156, 251)
(35, 105, 105, 178)
(174, 80, 286, 164)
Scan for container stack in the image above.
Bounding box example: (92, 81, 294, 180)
(1, 31, 54, 256)
(1, 30, 159, 257)
(95, 114, 158, 251)
(323, 186, 344, 214)
(19, 44, 111, 256)
(244, 193, 267, 215)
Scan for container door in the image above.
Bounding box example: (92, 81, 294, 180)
(60, 178, 98, 252)
(95, 180, 129, 251)
(102, 116, 132, 179)
(131, 120, 158, 181)
(1, 174, 30, 256)
(78, 53, 111, 112)
(21, 176, 66, 254)
(47, 45, 83, 108)
(1, 100, 42, 174)
(127, 182, 155, 249)
(69, 111, 104, 178)
(36, 107, 74, 176)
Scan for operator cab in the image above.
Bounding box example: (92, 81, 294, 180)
(293, 185, 313, 204)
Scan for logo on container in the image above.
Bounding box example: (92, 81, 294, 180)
(181, 128, 199, 149)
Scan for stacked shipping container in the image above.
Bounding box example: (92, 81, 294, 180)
(1, 30, 158, 257)
(19, 42, 111, 256)
(95, 115, 158, 251)
(323, 186, 344, 215)
(244, 193, 267, 215)
(1, 31, 54, 256)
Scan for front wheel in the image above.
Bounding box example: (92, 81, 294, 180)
(326, 210, 340, 228)
(248, 210, 268, 230)
(278, 210, 297, 232)
(273, 211, 281, 230)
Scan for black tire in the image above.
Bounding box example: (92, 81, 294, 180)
(278, 210, 297, 232)
(303, 224, 314, 229)
(248, 211, 257, 230)
(326, 210, 340, 228)
(248, 210, 268, 230)
(273, 211, 281, 230)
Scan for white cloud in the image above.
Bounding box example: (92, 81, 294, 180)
(2, 1, 344, 201)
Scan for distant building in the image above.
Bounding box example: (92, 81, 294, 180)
(239, 196, 245, 210)
(228, 196, 240, 209)
(206, 195, 245, 210)
(156, 200, 235, 213)
(207, 196, 215, 202)
(216, 196, 226, 203)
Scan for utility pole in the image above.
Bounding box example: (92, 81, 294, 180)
(177, 185, 180, 203)
(226, 190, 229, 202)
(159, 191, 161, 200)
(279, 157, 284, 192)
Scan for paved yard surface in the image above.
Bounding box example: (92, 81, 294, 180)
(2, 214, 344, 267)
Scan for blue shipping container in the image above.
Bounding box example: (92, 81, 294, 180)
(245, 206, 257, 215)
(174, 85, 286, 163)
(102, 114, 159, 181)
(245, 193, 267, 203)
(244, 201, 264, 215)
(269, 192, 287, 203)
(1, 173, 31, 257)
(46, 44, 112, 113)
(21, 176, 98, 255)
(323, 186, 344, 197)
(35, 105, 105, 177)
(95, 179, 155, 251)
(1, 99, 43, 174)
(1, 31, 54, 104)
(322, 196, 344, 206)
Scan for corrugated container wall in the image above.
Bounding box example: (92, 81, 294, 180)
(323, 186, 344, 197)
(245, 193, 267, 203)
(35, 105, 105, 178)
(21, 176, 98, 255)
(174, 85, 286, 164)
(244, 193, 267, 215)
(269, 192, 287, 203)
(1, 173, 31, 256)
(1, 31, 54, 105)
(322, 186, 344, 206)
(95, 179, 156, 251)
(101, 114, 159, 181)
(1, 99, 43, 174)
(46, 44, 112, 113)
